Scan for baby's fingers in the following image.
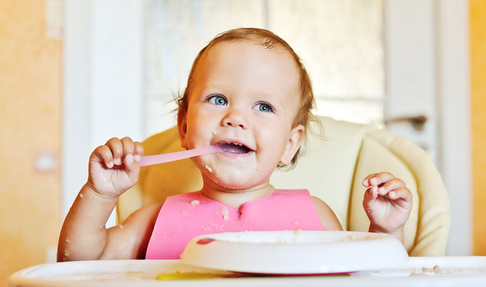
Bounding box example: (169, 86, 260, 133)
(387, 187, 413, 205)
(363, 186, 379, 209)
(362, 172, 395, 188)
(104, 137, 142, 167)
(362, 173, 378, 187)
(90, 145, 116, 168)
(132, 140, 144, 161)
(120, 137, 138, 158)
(119, 137, 143, 164)
(105, 137, 125, 166)
(376, 178, 406, 197)
(123, 153, 140, 182)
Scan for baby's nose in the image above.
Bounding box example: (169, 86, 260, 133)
(222, 110, 248, 129)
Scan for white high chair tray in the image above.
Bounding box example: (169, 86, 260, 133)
(9, 256, 486, 287)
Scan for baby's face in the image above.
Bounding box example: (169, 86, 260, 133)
(179, 40, 304, 190)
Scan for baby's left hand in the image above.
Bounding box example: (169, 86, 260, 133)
(362, 172, 412, 242)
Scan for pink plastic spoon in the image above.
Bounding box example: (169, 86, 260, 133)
(111, 143, 249, 169)
(138, 145, 222, 167)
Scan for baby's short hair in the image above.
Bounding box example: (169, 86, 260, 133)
(177, 28, 317, 168)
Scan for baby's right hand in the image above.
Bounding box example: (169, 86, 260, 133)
(87, 137, 143, 199)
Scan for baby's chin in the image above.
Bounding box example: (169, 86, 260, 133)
(195, 156, 274, 189)
(202, 169, 269, 191)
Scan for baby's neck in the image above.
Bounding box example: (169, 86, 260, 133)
(199, 181, 276, 209)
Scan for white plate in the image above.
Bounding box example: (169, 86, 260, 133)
(9, 257, 486, 287)
(181, 230, 409, 274)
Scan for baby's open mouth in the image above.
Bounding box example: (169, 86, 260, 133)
(218, 142, 252, 154)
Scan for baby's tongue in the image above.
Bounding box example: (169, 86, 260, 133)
(219, 143, 250, 154)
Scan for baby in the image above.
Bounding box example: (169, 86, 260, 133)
(58, 28, 412, 261)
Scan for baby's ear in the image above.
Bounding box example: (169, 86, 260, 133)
(280, 124, 305, 165)
(177, 109, 188, 149)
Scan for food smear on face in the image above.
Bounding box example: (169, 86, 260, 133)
(204, 164, 213, 173)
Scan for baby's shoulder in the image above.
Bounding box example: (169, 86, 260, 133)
(124, 202, 163, 228)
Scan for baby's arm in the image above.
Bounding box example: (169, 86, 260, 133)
(362, 172, 413, 243)
(57, 137, 154, 261)
(97, 202, 162, 259)
(312, 197, 343, 231)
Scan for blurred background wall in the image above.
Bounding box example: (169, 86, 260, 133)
(471, 0, 486, 255)
(0, 0, 62, 285)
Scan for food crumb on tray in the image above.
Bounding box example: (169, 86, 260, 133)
(156, 271, 247, 280)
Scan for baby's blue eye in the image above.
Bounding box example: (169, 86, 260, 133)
(255, 102, 274, 113)
(208, 95, 227, 106)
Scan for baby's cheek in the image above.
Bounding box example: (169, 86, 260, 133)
(199, 159, 218, 176)
(185, 127, 203, 146)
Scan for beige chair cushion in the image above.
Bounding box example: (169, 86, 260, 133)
(117, 116, 450, 256)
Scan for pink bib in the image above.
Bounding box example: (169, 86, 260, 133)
(145, 189, 324, 259)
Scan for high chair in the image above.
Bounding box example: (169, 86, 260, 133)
(117, 116, 450, 256)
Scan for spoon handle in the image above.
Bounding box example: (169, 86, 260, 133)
(138, 145, 221, 167)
